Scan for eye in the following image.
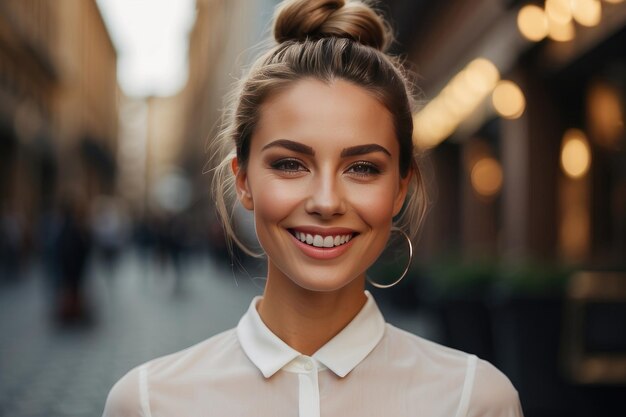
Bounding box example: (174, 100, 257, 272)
(346, 161, 381, 176)
(270, 158, 308, 173)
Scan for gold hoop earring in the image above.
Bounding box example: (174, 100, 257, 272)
(367, 228, 413, 289)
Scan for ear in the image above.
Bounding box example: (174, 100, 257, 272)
(232, 158, 254, 211)
(392, 169, 411, 217)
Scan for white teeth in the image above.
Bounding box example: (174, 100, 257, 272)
(292, 231, 354, 248)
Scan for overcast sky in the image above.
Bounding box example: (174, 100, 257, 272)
(96, 0, 196, 97)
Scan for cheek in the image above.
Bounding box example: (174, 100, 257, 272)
(250, 178, 303, 224)
(348, 183, 397, 226)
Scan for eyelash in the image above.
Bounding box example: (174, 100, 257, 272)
(270, 158, 381, 177)
(346, 161, 381, 177)
(270, 158, 308, 174)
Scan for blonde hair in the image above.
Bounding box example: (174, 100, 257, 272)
(211, 0, 428, 256)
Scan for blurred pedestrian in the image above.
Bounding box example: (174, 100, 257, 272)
(0, 206, 24, 282)
(90, 195, 130, 279)
(56, 190, 91, 323)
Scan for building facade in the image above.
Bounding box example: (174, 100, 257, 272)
(0, 0, 118, 253)
(399, 0, 626, 268)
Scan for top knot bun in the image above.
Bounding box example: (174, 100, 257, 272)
(273, 0, 391, 51)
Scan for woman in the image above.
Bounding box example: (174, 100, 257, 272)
(103, 0, 523, 416)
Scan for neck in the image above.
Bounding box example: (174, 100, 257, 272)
(257, 264, 367, 356)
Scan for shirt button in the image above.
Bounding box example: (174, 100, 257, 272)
(303, 361, 313, 371)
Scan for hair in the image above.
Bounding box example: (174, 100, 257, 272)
(211, 0, 428, 257)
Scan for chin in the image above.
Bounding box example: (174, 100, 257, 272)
(286, 266, 364, 293)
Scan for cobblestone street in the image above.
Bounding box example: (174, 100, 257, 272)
(0, 250, 264, 417)
(0, 250, 430, 417)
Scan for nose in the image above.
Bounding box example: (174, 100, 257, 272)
(304, 170, 347, 219)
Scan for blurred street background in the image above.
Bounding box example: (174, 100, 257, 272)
(1, 0, 625, 416)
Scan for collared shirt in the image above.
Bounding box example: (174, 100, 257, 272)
(103, 292, 523, 417)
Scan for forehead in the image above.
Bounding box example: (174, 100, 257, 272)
(252, 78, 397, 153)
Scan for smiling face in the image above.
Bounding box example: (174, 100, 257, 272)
(234, 78, 409, 293)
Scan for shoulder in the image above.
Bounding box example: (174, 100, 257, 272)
(383, 324, 472, 371)
(382, 324, 522, 416)
(145, 327, 240, 378)
(102, 328, 240, 416)
(102, 365, 144, 417)
(467, 358, 523, 417)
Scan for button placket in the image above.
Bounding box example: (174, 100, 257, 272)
(297, 356, 320, 417)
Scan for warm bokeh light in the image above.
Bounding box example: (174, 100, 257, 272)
(572, 0, 602, 27)
(413, 58, 500, 149)
(604, 0, 624, 4)
(471, 157, 503, 197)
(559, 200, 590, 259)
(492, 80, 526, 119)
(441, 84, 470, 118)
(587, 81, 624, 149)
(548, 18, 576, 41)
(465, 58, 500, 94)
(517, 4, 549, 41)
(545, 0, 573, 24)
(561, 129, 592, 179)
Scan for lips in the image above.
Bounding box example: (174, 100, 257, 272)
(287, 227, 357, 260)
(287, 227, 358, 248)
(291, 230, 353, 248)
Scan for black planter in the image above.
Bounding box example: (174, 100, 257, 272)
(491, 295, 626, 417)
(438, 296, 495, 363)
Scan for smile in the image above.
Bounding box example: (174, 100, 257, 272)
(287, 228, 358, 260)
(290, 230, 354, 248)
(292, 230, 352, 248)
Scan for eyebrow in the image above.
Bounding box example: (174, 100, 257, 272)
(340, 144, 391, 158)
(262, 139, 314, 155)
(261, 139, 391, 158)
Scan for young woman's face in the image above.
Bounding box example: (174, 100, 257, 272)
(235, 78, 409, 292)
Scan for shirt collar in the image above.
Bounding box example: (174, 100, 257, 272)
(237, 291, 385, 379)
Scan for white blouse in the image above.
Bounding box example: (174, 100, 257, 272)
(103, 291, 523, 417)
